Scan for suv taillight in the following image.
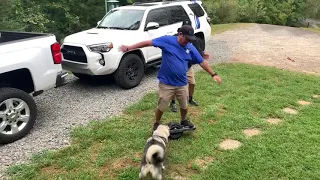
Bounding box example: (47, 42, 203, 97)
(206, 17, 211, 24)
(51, 42, 62, 64)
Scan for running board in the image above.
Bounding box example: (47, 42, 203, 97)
(146, 59, 162, 69)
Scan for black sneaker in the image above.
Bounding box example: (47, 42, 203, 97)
(181, 119, 195, 128)
(189, 99, 199, 106)
(153, 122, 160, 131)
(170, 102, 178, 112)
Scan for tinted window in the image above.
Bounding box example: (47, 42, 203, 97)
(146, 8, 169, 27)
(188, 3, 205, 17)
(168, 5, 190, 24)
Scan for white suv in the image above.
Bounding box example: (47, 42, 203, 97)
(61, 0, 211, 89)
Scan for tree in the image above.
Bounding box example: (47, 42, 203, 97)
(0, 0, 23, 31)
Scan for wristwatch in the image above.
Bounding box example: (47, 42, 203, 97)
(211, 73, 218, 77)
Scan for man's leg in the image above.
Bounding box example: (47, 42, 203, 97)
(188, 84, 199, 106)
(175, 84, 195, 128)
(180, 108, 188, 122)
(170, 96, 178, 112)
(187, 67, 199, 106)
(154, 82, 174, 131)
(155, 108, 163, 123)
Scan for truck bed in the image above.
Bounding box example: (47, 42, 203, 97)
(0, 31, 52, 45)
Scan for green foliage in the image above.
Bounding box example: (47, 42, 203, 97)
(1, 0, 106, 42)
(305, 0, 320, 19)
(203, 0, 239, 24)
(238, 0, 268, 23)
(203, 0, 308, 26)
(10, 0, 51, 32)
(0, 0, 318, 41)
(0, 0, 24, 31)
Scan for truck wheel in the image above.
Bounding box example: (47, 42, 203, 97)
(114, 54, 144, 89)
(199, 37, 205, 51)
(0, 88, 37, 144)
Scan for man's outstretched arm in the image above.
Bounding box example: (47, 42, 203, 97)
(199, 60, 222, 84)
(120, 40, 153, 52)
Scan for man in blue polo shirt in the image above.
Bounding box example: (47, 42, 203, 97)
(120, 25, 222, 131)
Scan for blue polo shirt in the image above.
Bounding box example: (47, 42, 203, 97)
(152, 35, 204, 87)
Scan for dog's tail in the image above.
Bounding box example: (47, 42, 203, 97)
(146, 145, 164, 165)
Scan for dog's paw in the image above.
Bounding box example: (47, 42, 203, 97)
(139, 172, 144, 180)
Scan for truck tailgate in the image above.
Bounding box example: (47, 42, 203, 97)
(0, 32, 65, 92)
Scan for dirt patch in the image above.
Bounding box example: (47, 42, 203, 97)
(91, 143, 103, 162)
(188, 106, 205, 118)
(213, 24, 320, 76)
(171, 174, 189, 180)
(99, 156, 139, 178)
(42, 165, 67, 175)
(298, 100, 312, 105)
(112, 156, 139, 169)
(208, 119, 218, 124)
(219, 139, 241, 150)
(266, 118, 283, 124)
(168, 164, 197, 180)
(134, 152, 143, 159)
(217, 104, 227, 118)
(312, 94, 319, 98)
(283, 107, 298, 114)
(189, 156, 215, 170)
(243, 128, 261, 137)
(134, 111, 143, 117)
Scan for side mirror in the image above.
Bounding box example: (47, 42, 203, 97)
(145, 22, 159, 31)
(97, 20, 101, 25)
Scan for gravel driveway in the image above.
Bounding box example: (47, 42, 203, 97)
(0, 24, 319, 178)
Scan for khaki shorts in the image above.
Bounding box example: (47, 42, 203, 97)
(158, 82, 189, 111)
(187, 67, 195, 85)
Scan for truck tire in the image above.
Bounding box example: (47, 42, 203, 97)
(0, 88, 37, 144)
(114, 54, 144, 89)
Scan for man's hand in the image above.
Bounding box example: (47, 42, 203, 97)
(119, 40, 153, 52)
(213, 75, 222, 84)
(119, 45, 130, 52)
(203, 52, 210, 59)
(200, 60, 222, 85)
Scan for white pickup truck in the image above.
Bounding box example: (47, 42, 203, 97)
(0, 31, 68, 144)
(61, 0, 211, 89)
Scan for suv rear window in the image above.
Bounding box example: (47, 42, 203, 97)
(188, 3, 205, 17)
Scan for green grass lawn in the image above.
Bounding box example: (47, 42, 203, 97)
(7, 63, 320, 180)
(211, 23, 255, 35)
(302, 27, 320, 33)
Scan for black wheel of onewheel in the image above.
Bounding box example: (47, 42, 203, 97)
(169, 122, 183, 140)
(169, 132, 183, 140)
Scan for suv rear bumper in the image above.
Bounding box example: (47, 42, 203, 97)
(55, 71, 68, 88)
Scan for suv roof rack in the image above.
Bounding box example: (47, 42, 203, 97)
(133, 0, 198, 5)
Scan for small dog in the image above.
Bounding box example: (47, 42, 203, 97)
(139, 124, 170, 180)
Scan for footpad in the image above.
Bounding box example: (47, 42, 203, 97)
(169, 122, 196, 140)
